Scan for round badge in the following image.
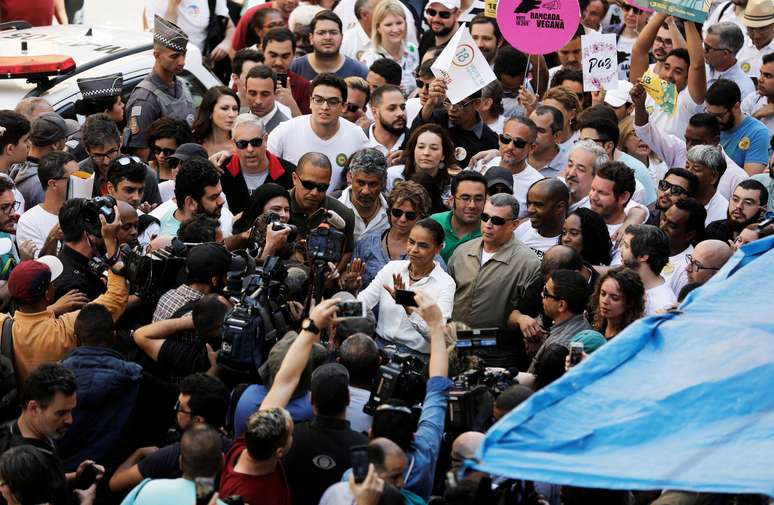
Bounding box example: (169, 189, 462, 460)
(741, 62, 751, 73)
(738, 137, 751, 151)
(313, 455, 336, 470)
(496, 0, 581, 55)
(454, 146, 467, 161)
(336, 153, 347, 166)
(662, 262, 674, 274)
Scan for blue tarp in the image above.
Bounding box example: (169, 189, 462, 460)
(472, 236, 774, 496)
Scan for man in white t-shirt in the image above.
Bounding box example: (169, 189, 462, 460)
(741, 53, 774, 134)
(620, 224, 677, 315)
(659, 198, 707, 296)
(686, 144, 730, 225)
(630, 12, 706, 138)
(145, 0, 233, 55)
(704, 23, 756, 98)
(589, 161, 637, 264)
(737, 0, 774, 78)
(514, 178, 568, 259)
(268, 73, 370, 194)
(340, 0, 375, 61)
(16, 151, 79, 257)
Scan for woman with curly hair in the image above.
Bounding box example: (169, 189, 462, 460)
(191, 86, 239, 156)
(562, 207, 613, 266)
(592, 267, 645, 339)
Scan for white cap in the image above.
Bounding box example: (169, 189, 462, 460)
(603, 81, 634, 108)
(37, 255, 64, 282)
(426, 0, 461, 11)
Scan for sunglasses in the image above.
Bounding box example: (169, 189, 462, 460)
(389, 208, 418, 220)
(116, 155, 142, 166)
(426, 8, 452, 18)
(345, 102, 362, 113)
(499, 134, 529, 148)
(480, 212, 514, 226)
(298, 178, 330, 193)
(658, 179, 689, 197)
(235, 137, 264, 150)
(153, 145, 176, 157)
(443, 97, 476, 109)
(415, 79, 430, 89)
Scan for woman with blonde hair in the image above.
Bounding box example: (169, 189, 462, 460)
(359, 0, 419, 94)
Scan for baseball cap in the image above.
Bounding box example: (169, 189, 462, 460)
(170, 143, 209, 162)
(29, 112, 67, 146)
(8, 256, 63, 304)
(603, 81, 634, 108)
(311, 363, 350, 416)
(484, 167, 514, 193)
(426, 0, 460, 11)
(186, 243, 239, 280)
(571, 330, 607, 354)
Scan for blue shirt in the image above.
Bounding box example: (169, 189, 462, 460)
(618, 151, 657, 205)
(234, 384, 313, 437)
(353, 231, 447, 288)
(290, 55, 368, 81)
(721, 115, 771, 168)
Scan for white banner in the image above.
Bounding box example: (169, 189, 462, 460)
(431, 25, 497, 104)
(581, 33, 618, 92)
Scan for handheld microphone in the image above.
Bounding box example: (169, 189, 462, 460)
(324, 210, 347, 230)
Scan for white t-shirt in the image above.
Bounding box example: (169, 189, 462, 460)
(405, 97, 422, 128)
(267, 115, 370, 194)
(514, 220, 560, 258)
(15, 204, 59, 255)
(241, 171, 269, 193)
(158, 180, 176, 203)
(340, 24, 370, 61)
(741, 93, 774, 136)
(645, 281, 677, 315)
(645, 86, 701, 139)
(607, 222, 624, 266)
(737, 37, 774, 78)
(665, 245, 692, 297)
(704, 191, 729, 225)
(145, 0, 229, 51)
(481, 249, 495, 265)
(483, 157, 544, 218)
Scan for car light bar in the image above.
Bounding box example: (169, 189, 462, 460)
(0, 54, 76, 80)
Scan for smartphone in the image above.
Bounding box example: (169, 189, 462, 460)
(74, 463, 99, 490)
(337, 300, 365, 318)
(351, 445, 369, 484)
(394, 289, 417, 307)
(195, 477, 216, 505)
(277, 73, 288, 88)
(570, 341, 584, 366)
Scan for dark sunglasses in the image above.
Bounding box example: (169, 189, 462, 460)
(235, 137, 264, 150)
(167, 157, 181, 169)
(389, 208, 418, 220)
(153, 145, 176, 157)
(481, 212, 514, 226)
(499, 134, 529, 148)
(415, 79, 430, 89)
(426, 8, 452, 18)
(345, 102, 362, 113)
(298, 178, 330, 193)
(658, 179, 689, 197)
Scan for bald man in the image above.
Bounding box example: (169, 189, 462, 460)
(117, 201, 139, 247)
(450, 432, 485, 480)
(515, 178, 570, 258)
(686, 239, 733, 285)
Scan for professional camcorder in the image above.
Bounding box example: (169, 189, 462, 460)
(364, 352, 427, 416)
(121, 239, 188, 301)
(81, 196, 117, 237)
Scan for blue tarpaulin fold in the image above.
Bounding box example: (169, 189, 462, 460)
(472, 236, 774, 496)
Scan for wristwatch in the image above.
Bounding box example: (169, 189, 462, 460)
(302, 318, 321, 334)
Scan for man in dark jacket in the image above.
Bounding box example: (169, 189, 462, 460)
(220, 113, 295, 215)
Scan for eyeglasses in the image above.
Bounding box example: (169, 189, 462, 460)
(703, 43, 729, 54)
(313, 29, 341, 37)
(345, 102, 363, 113)
(658, 179, 689, 197)
(389, 208, 418, 220)
(426, 8, 452, 18)
(443, 98, 476, 109)
(685, 254, 720, 273)
(153, 145, 176, 158)
(415, 79, 431, 90)
(0, 201, 20, 215)
(480, 212, 514, 226)
(90, 146, 119, 161)
(455, 195, 486, 205)
(311, 95, 343, 107)
(542, 288, 561, 300)
(498, 134, 529, 148)
(298, 178, 330, 193)
(235, 137, 264, 149)
(173, 400, 193, 416)
(116, 155, 142, 166)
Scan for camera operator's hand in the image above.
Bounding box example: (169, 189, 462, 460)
(409, 290, 443, 329)
(262, 224, 291, 258)
(18, 239, 36, 261)
(48, 289, 89, 316)
(348, 464, 385, 505)
(99, 206, 122, 259)
(339, 258, 365, 292)
(287, 301, 304, 322)
(308, 298, 340, 332)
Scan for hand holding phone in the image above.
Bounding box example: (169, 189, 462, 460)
(74, 463, 99, 490)
(351, 445, 369, 484)
(570, 342, 584, 366)
(394, 289, 417, 307)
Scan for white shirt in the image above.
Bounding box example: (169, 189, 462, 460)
(149, 199, 234, 237)
(357, 260, 455, 353)
(607, 222, 624, 265)
(15, 204, 58, 257)
(267, 115, 370, 194)
(242, 171, 269, 193)
(483, 157, 544, 218)
(514, 220, 560, 258)
(741, 92, 774, 136)
(705, 191, 729, 225)
(645, 281, 677, 315)
(333, 0, 418, 47)
(487, 115, 507, 135)
(405, 97, 422, 128)
(346, 386, 373, 433)
(706, 63, 756, 99)
(145, 0, 228, 51)
(340, 24, 370, 61)
(702, 1, 745, 38)
(737, 37, 774, 77)
(367, 124, 405, 155)
(338, 186, 389, 242)
(360, 44, 420, 95)
(645, 86, 701, 139)
(158, 180, 176, 202)
(665, 245, 692, 296)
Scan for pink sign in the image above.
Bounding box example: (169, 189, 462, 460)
(496, 0, 581, 55)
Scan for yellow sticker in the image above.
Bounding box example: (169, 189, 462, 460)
(738, 137, 750, 150)
(662, 262, 674, 274)
(741, 62, 751, 73)
(336, 153, 347, 166)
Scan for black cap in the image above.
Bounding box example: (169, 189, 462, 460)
(311, 363, 350, 416)
(484, 167, 514, 192)
(186, 243, 237, 280)
(170, 143, 209, 162)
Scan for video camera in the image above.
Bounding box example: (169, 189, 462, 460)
(121, 239, 188, 301)
(364, 352, 427, 416)
(81, 196, 117, 237)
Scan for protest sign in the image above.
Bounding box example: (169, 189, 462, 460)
(485, 0, 498, 17)
(496, 0, 580, 55)
(430, 25, 497, 104)
(581, 33, 618, 91)
(640, 68, 677, 115)
(647, 0, 710, 23)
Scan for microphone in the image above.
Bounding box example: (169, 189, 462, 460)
(285, 266, 310, 298)
(325, 210, 347, 230)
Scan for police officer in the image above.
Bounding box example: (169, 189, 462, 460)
(125, 15, 195, 161)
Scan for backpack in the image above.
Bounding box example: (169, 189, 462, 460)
(217, 301, 286, 379)
(0, 316, 19, 424)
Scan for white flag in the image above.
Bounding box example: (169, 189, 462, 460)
(430, 25, 497, 104)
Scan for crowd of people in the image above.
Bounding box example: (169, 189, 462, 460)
(0, 0, 772, 503)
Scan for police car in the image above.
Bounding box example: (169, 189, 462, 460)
(0, 22, 221, 118)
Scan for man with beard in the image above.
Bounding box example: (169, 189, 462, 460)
(367, 85, 407, 161)
(705, 180, 768, 243)
(589, 161, 636, 263)
(338, 148, 389, 241)
(619, 224, 676, 315)
(547, 26, 583, 83)
(469, 15, 502, 66)
(685, 239, 733, 285)
(0, 176, 22, 280)
(125, 16, 195, 161)
(262, 28, 313, 115)
(742, 53, 774, 135)
(430, 171, 487, 261)
(651, 19, 680, 75)
(646, 168, 698, 225)
(659, 198, 706, 296)
(515, 179, 569, 258)
(418, 0, 461, 62)
(290, 11, 368, 80)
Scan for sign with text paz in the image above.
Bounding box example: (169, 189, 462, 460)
(647, 0, 710, 23)
(581, 33, 618, 91)
(430, 26, 497, 104)
(496, 0, 581, 55)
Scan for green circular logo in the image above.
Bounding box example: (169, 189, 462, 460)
(336, 153, 347, 166)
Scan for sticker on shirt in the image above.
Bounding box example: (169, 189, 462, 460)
(454, 146, 467, 161)
(313, 455, 336, 470)
(738, 137, 751, 151)
(741, 62, 751, 73)
(336, 153, 347, 166)
(662, 261, 674, 274)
